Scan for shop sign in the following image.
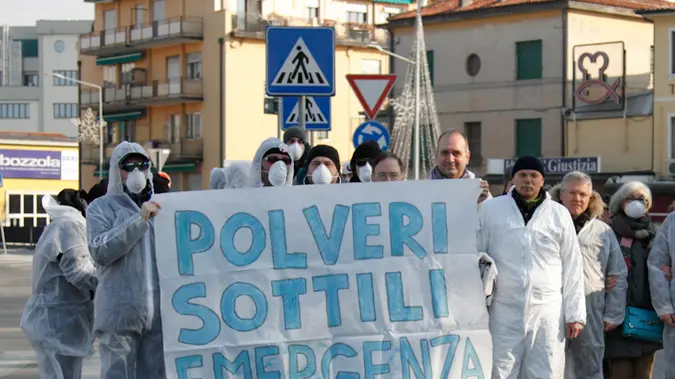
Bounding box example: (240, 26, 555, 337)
(0, 149, 66, 179)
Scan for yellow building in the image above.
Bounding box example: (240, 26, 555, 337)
(0, 132, 79, 243)
(386, 0, 662, 180)
(78, 0, 403, 190)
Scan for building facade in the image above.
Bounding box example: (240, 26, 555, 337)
(0, 21, 93, 137)
(78, 0, 412, 190)
(386, 0, 663, 179)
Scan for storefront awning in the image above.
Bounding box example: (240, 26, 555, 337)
(96, 52, 143, 66)
(94, 162, 196, 177)
(103, 111, 144, 123)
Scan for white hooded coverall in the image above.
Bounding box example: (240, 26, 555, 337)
(247, 137, 294, 187)
(549, 186, 628, 379)
(647, 213, 675, 379)
(478, 190, 586, 379)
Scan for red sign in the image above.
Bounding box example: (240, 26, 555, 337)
(346, 74, 396, 119)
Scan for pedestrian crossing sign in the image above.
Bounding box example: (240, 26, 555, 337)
(266, 27, 335, 96)
(281, 96, 331, 131)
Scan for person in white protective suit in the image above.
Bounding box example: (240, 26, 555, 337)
(247, 137, 294, 187)
(86, 141, 164, 379)
(209, 161, 251, 189)
(647, 211, 675, 379)
(477, 155, 586, 379)
(21, 189, 98, 379)
(549, 172, 628, 379)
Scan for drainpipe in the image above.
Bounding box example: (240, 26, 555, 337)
(77, 60, 83, 190)
(218, 37, 225, 166)
(560, 8, 568, 157)
(388, 28, 395, 129)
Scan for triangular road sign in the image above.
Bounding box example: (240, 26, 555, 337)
(286, 97, 328, 124)
(147, 148, 170, 172)
(272, 37, 329, 87)
(346, 74, 396, 119)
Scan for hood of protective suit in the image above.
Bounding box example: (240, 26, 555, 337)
(106, 141, 153, 197)
(210, 162, 251, 189)
(549, 183, 604, 219)
(42, 195, 85, 224)
(247, 137, 294, 187)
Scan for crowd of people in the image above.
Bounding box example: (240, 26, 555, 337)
(15, 125, 675, 379)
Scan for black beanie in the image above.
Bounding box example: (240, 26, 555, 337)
(351, 141, 381, 168)
(511, 155, 545, 178)
(283, 126, 306, 144)
(306, 145, 341, 173)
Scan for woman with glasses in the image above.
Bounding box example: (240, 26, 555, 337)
(371, 151, 405, 182)
(604, 181, 661, 379)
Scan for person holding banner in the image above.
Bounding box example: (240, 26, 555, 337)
(247, 137, 294, 187)
(430, 129, 491, 202)
(348, 140, 381, 183)
(371, 151, 406, 182)
(549, 171, 628, 379)
(477, 155, 586, 379)
(301, 144, 342, 184)
(86, 142, 165, 379)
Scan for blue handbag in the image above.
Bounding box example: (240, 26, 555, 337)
(622, 306, 664, 343)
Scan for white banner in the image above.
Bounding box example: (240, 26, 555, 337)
(154, 179, 492, 379)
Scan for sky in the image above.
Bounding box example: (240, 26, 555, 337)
(0, 0, 94, 26)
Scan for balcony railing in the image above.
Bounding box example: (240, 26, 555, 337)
(230, 13, 389, 47)
(80, 16, 203, 55)
(81, 137, 203, 165)
(80, 77, 203, 109)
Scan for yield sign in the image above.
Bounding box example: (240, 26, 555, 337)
(147, 148, 171, 172)
(346, 74, 396, 120)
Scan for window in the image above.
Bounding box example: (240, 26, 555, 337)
(23, 73, 39, 87)
(166, 114, 180, 142)
(20, 39, 38, 57)
(464, 122, 482, 167)
(0, 103, 30, 119)
(515, 118, 542, 157)
(106, 122, 118, 145)
(135, 5, 145, 26)
(53, 103, 78, 119)
(0, 70, 3, 86)
(346, 11, 367, 24)
(52, 70, 77, 86)
(104, 10, 117, 30)
(186, 112, 202, 139)
(119, 120, 136, 142)
(186, 53, 202, 79)
(120, 63, 136, 84)
(361, 59, 381, 74)
(6, 192, 51, 228)
(306, 6, 319, 22)
(426, 50, 434, 86)
(103, 66, 117, 88)
(384, 7, 402, 20)
(516, 40, 543, 80)
(316, 131, 330, 141)
(670, 30, 675, 76)
(466, 54, 481, 77)
(153, 0, 166, 21)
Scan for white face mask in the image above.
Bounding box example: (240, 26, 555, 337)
(311, 164, 333, 185)
(287, 143, 304, 161)
(624, 200, 646, 219)
(358, 163, 372, 182)
(266, 160, 289, 187)
(125, 169, 147, 194)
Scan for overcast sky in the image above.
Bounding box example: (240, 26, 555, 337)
(0, 0, 94, 26)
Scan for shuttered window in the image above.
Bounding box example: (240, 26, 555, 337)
(516, 40, 542, 80)
(515, 118, 542, 157)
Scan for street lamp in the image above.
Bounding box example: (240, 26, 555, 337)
(366, 43, 415, 64)
(44, 72, 106, 176)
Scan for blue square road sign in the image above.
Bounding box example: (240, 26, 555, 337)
(280, 96, 331, 131)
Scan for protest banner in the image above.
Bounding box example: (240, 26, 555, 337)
(154, 179, 492, 379)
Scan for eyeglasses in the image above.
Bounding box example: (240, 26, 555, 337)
(264, 156, 291, 165)
(354, 158, 371, 167)
(120, 161, 150, 172)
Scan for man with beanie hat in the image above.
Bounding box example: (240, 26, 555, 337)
(349, 141, 381, 183)
(477, 155, 586, 379)
(283, 126, 312, 183)
(301, 145, 341, 185)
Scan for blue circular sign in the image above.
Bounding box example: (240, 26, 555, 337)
(353, 121, 390, 151)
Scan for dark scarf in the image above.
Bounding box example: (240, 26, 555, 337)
(573, 212, 592, 234)
(429, 166, 473, 180)
(511, 189, 545, 225)
(611, 213, 656, 245)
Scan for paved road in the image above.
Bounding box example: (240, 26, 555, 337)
(0, 249, 668, 378)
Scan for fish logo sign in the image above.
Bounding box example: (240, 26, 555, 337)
(575, 51, 621, 105)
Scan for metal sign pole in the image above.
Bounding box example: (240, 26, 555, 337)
(299, 96, 307, 140)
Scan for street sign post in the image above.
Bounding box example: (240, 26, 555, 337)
(266, 27, 336, 97)
(346, 74, 396, 119)
(147, 148, 171, 172)
(353, 121, 390, 151)
(280, 96, 331, 131)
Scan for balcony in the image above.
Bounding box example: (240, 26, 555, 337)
(230, 13, 389, 47)
(80, 137, 203, 166)
(81, 77, 203, 111)
(80, 16, 204, 56)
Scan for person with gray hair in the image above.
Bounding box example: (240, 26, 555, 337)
(549, 171, 628, 379)
(430, 129, 491, 202)
(605, 181, 661, 379)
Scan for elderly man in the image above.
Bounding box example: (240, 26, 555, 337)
(549, 171, 627, 379)
(477, 155, 586, 379)
(430, 129, 491, 202)
(301, 145, 341, 185)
